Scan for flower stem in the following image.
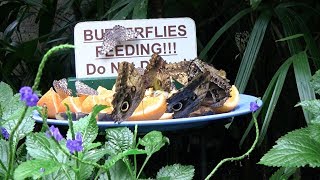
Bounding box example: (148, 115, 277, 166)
(32, 44, 74, 91)
(137, 155, 151, 179)
(6, 106, 28, 179)
(204, 113, 260, 180)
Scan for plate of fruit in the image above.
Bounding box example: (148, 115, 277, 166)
(33, 54, 262, 131)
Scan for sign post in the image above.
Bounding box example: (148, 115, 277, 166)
(74, 17, 197, 78)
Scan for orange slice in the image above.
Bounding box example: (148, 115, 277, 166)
(128, 92, 167, 121)
(37, 88, 62, 118)
(81, 95, 113, 114)
(212, 85, 239, 113)
(57, 96, 83, 113)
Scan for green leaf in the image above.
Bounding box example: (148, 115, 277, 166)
(111, 0, 138, 20)
(250, 0, 261, 9)
(293, 51, 315, 123)
(1, 94, 24, 120)
(100, 160, 131, 180)
(132, 0, 148, 19)
(102, 0, 131, 19)
(259, 124, 320, 167)
(240, 58, 293, 147)
(14, 159, 61, 179)
(199, 8, 252, 59)
(26, 133, 67, 162)
(104, 149, 146, 169)
(270, 167, 297, 180)
(235, 9, 272, 93)
(67, 105, 105, 146)
(275, 34, 304, 42)
(0, 81, 13, 116)
(296, 100, 320, 123)
(311, 69, 320, 95)
(156, 164, 195, 180)
(105, 127, 134, 154)
(138, 131, 169, 155)
(0, 140, 9, 177)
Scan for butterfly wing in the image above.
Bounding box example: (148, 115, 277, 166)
(111, 62, 145, 122)
(53, 78, 72, 99)
(75, 81, 98, 96)
(166, 72, 210, 118)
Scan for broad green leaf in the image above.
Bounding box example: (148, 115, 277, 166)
(1, 94, 24, 120)
(199, 8, 252, 59)
(235, 9, 272, 93)
(293, 51, 315, 123)
(270, 167, 297, 180)
(275, 34, 304, 42)
(104, 149, 146, 169)
(1, 99, 35, 144)
(311, 69, 320, 95)
(102, 0, 131, 18)
(26, 133, 68, 162)
(138, 131, 169, 155)
(250, 0, 261, 9)
(14, 159, 61, 179)
(132, 0, 148, 19)
(67, 105, 105, 146)
(0, 81, 13, 116)
(156, 164, 195, 180)
(99, 160, 131, 180)
(0, 140, 9, 177)
(259, 124, 320, 167)
(79, 148, 110, 179)
(105, 127, 134, 154)
(296, 100, 320, 123)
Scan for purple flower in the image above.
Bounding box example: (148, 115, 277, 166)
(250, 102, 260, 112)
(19, 86, 32, 100)
(66, 132, 83, 154)
(1, 127, 9, 140)
(19, 86, 39, 107)
(46, 125, 63, 142)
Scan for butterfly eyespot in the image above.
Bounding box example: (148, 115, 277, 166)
(131, 86, 136, 92)
(121, 101, 130, 112)
(172, 102, 183, 112)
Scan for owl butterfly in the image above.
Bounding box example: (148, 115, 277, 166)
(166, 72, 210, 118)
(100, 25, 138, 55)
(53, 78, 72, 99)
(111, 62, 145, 122)
(187, 59, 231, 108)
(235, 31, 250, 59)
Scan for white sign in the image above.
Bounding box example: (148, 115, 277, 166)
(74, 18, 197, 78)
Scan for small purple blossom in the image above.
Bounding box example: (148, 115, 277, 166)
(19, 86, 32, 100)
(66, 132, 83, 154)
(1, 127, 9, 140)
(250, 102, 260, 112)
(46, 125, 63, 142)
(19, 86, 39, 107)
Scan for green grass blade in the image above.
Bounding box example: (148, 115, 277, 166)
(293, 51, 315, 124)
(239, 58, 293, 147)
(199, 8, 252, 59)
(132, 0, 148, 19)
(235, 10, 272, 93)
(258, 58, 292, 145)
(112, 0, 138, 20)
(286, 9, 320, 69)
(275, 34, 304, 42)
(101, 0, 130, 19)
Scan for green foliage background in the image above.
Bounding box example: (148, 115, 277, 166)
(1, 0, 320, 178)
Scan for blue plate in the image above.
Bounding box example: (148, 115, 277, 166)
(33, 94, 262, 132)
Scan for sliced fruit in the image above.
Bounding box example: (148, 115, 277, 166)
(81, 95, 113, 114)
(212, 85, 240, 113)
(128, 92, 167, 121)
(57, 96, 83, 113)
(37, 88, 62, 118)
(159, 113, 173, 120)
(97, 86, 114, 97)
